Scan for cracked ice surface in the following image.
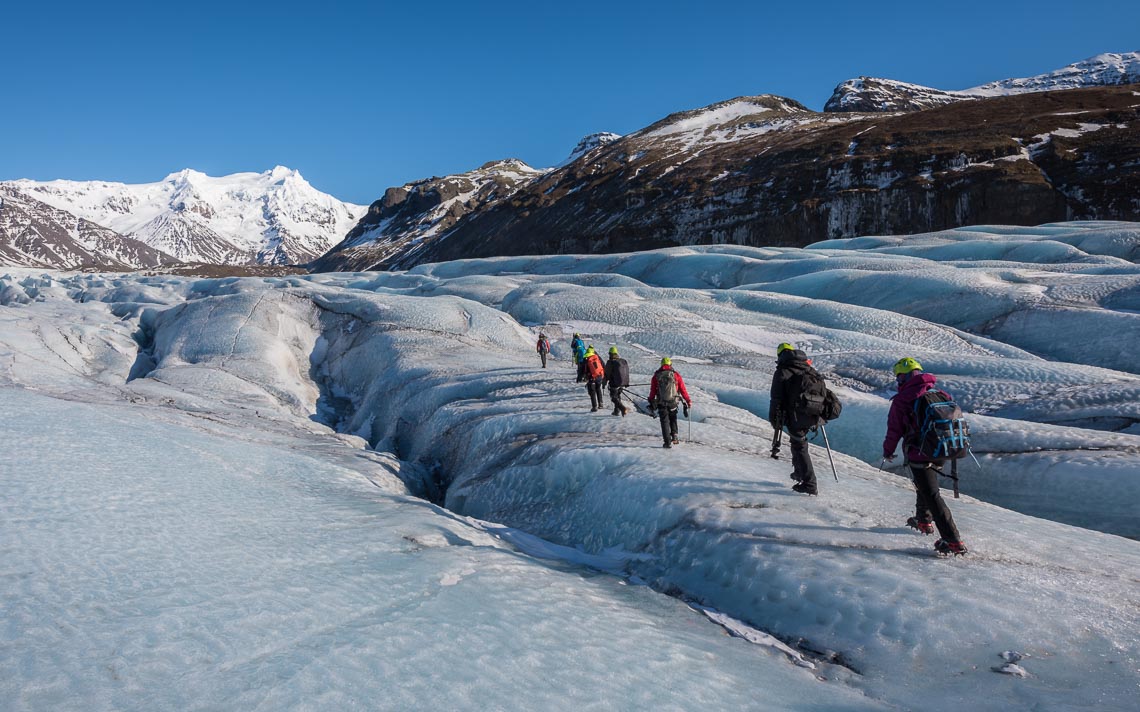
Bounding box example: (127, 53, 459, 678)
(2, 221, 1139, 711)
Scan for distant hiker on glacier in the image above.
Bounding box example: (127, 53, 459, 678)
(769, 343, 827, 495)
(649, 357, 692, 448)
(536, 333, 551, 368)
(604, 346, 630, 416)
(883, 358, 969, 556)
(572, 333, 587, 382)
(582, 346, 606, 411)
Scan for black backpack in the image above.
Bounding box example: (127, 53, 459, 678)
(790, 368, 842, 423)
(791, 368, 828, 418)
(911, 390, 970, 461)
(821, 388, 843, 422)
(612, 359, 630, 387)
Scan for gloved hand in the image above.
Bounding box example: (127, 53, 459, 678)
(883, 454, 896, 462)
(682, 403, 690, 418)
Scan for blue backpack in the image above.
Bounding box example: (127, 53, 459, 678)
(912, 390, 970, 461)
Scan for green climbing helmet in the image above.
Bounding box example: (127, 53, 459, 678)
(661, 356, 671, 366)
(777, 342, 794, 355)
(609, 346, 619, 356)
(892, 357, 923, 376)
(585, 346, 595, 356)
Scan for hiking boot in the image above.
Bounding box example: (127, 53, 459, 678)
(672, 437, 680, 445)
(791, 482, 817, 495)
(590, 407, 598, 412)
(789, 471, 805, 483)
(907, 517, 935, 535)
(934, 539, 968, 556)
(663, 441, 672, 449)
(612, 408, 620, 416)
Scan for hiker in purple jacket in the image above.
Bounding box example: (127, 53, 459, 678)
(883, 357, 968, 556)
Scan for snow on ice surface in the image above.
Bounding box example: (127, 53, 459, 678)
(2, 221, 1139, 711)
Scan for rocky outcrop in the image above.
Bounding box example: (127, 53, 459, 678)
(311, 159, 543, 271)
(824, 77, 965, 113)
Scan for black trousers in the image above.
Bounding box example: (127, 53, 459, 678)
(586, 378, 604, 409)
(539, 351, 547, 368)
(789, 427, 816, 490)
(576, 361, 586, 382)
(658, 406, 679, 443)
(910, 464, 961, 542)
(609, 387, 626, 414)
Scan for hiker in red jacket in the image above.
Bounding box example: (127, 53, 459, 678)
(648, 357, 691, 448)
(536, 333, 550, 368)
(884, 357, 968, 556)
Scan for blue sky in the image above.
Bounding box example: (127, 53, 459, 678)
(1, 0, 1136, 204)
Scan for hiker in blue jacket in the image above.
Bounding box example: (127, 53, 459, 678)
(571, 334, 587, 382)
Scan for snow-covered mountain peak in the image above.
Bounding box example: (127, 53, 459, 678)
(564, 132, 622, 164)
(474, 158, 540, 176)
(645, 95, 811, 137)
(163, 168, 208, 184)
(826, 49, 1140, 112)
(1, 168, 366, 266)
(267, 165, 299, 182)
(964, 50, 1140, 96)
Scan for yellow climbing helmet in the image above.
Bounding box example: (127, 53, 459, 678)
(777, 342, 794, 355)
(585, 347, 595, 356)
(661, 356, 671, 366)
(892, 357, 923, 376)
(609, 346, 619, 356)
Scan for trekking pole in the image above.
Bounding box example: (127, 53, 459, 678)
(969, 448, 984, 472)
(878, 458, 886, 471)
(820, 424, 839, 482)
(687, 407, 691, 443)
(770, 428, 782, 459)
(950, 458, 960, 499)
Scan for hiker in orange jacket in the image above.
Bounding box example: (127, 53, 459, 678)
(582, 346, 606, 412)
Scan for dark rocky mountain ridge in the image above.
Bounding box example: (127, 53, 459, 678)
(315, 85, 1140, 271)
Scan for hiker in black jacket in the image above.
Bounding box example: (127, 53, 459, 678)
(603, 346, 630, 416)
(770, 343, 820, 495)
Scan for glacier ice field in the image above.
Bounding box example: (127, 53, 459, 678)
(2, 221, 1139, 711)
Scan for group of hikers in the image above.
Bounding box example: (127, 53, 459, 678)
(537, 331, 969, 556)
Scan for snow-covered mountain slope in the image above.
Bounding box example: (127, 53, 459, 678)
(826, 50, 1140, 112)
(2, 222, 1138, 710)
(3, 167, 365, 266)
(312, 159, 544, 272)
(0, 186, 177, 270)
